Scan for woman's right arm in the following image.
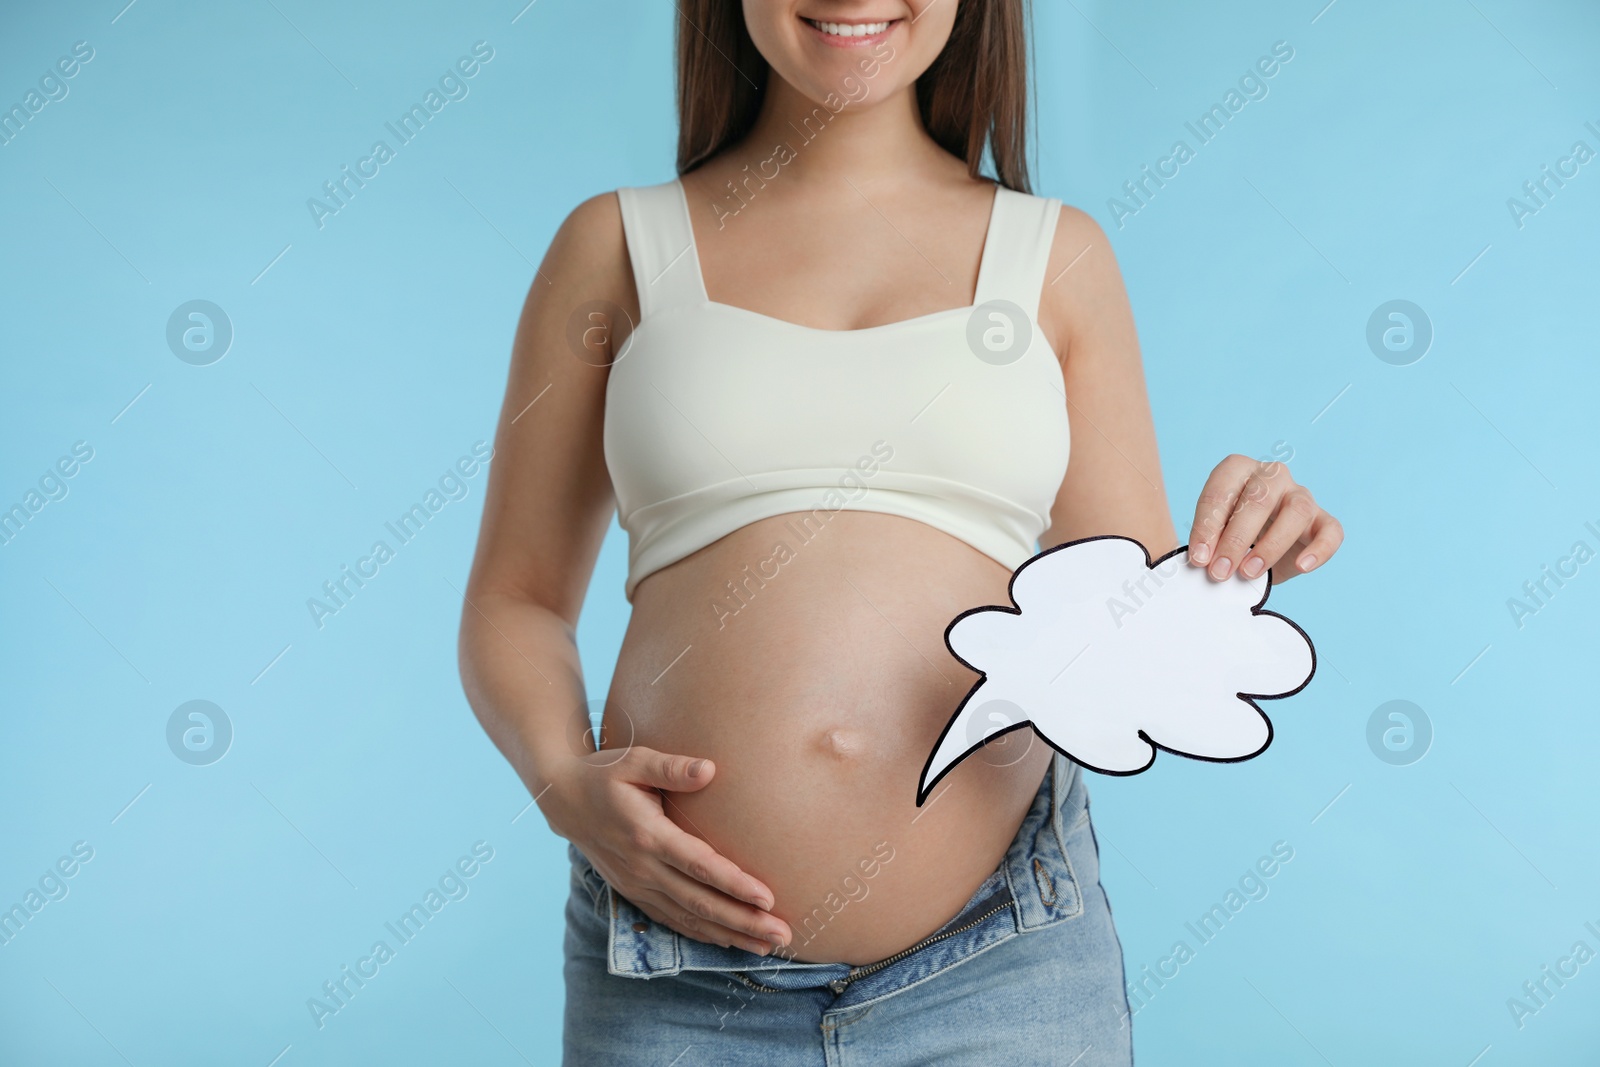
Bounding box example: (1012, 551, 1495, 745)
(456, 193, 791, 956)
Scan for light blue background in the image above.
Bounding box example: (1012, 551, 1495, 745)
(2, 1, 1596, 1064)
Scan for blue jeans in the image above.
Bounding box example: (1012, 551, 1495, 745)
(562, 753, 1134, 1065)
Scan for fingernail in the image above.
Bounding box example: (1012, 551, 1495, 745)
(1297, 553, 1318, 572)
(1240, 556, 1264, 578)
(768, 933, 787, 948)
(688, 759, 705, 778)
(1209, 557, 1232, 580)
(1190, 543, 1211, 565)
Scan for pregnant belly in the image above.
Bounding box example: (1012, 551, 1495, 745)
(602, 511, 1054, 965)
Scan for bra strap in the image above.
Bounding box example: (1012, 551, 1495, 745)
(972, 187, 1063, 323)
(615, 180, 708, 320)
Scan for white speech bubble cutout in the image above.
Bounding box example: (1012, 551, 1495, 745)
(917, 536, 1316, 805)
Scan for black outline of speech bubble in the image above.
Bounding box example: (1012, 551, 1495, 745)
(915, 535, 1317, 806)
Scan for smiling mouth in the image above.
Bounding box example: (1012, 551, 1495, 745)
(801, 16, 900, 44)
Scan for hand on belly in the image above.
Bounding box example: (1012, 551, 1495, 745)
(538, 743, 795, 956)
(609, 511, 1054, 964)
(654, 714, 1052, 964)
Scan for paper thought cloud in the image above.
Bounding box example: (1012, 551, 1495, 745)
(917, 536, 1316, 805)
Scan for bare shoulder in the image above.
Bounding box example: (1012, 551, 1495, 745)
(1049, 203, 1109, 262)
(1043, 204, 1125, 306)
(528, 190, 638, 323)
(550, 190, 627, 267)
(1038, 203, 1136, 361)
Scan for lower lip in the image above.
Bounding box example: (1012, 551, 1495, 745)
(803, 18, 900, 48)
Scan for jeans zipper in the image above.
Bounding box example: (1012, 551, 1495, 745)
(827, 899, 1013, 993)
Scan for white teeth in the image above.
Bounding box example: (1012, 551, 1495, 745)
(809, 19, 891, 38)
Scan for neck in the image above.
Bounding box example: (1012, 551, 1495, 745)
(736, 75, 944, 189)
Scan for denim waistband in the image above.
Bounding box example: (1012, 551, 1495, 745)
(583, 751, 1090, 1001)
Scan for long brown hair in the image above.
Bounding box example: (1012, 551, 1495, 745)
(674, 0, 1034, 193)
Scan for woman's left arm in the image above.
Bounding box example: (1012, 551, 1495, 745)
(1035, 207, 1177, 558)
(1034, 207, 1344, 584)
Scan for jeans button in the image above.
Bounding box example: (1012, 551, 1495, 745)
(631, 921, 649, 932)
(1033, 857, 1057, 908)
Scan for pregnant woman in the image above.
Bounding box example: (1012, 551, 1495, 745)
(458, 2, 1343, 1063)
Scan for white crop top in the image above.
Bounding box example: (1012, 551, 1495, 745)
(604, 178, 1071, 603)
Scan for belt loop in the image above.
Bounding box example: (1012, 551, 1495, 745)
(1005, 754, 1085, 930)
(605, 885, 684, 978)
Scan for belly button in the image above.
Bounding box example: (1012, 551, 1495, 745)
(820, 729, 860, 760)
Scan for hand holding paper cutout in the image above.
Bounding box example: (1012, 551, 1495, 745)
(917, 536, 1315, 805)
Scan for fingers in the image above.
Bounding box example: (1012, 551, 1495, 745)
(618, 747, 781, 906)
(654, 863, 792, 947)
(1285, 510, 1344, 577)
(1186, 453, 1344, 584)
(631, 894, 780, 956)
(1194, 457, 1294, 580)
(655, 820, 777, 911)
(624, 870, 793, 953)
(596, 822, 790, 952)
(1239, 487, 1318, 579)
(622, 746, 716, 793)
(1186, 454, 1256, 572)
(598, 746, 791, 951)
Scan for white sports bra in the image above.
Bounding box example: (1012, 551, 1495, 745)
(604, 177, 1071, 603)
